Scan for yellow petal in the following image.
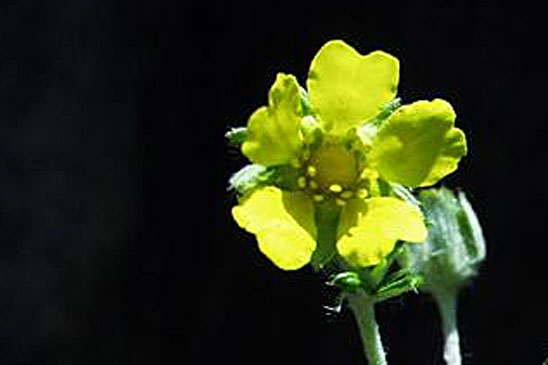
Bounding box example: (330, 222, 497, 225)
(232, 187, 316, 270)
(307, 40, 399, 135)
(242, 73, 303, 166)
(370, 99, 467, 187)
(337, 197, 427, 267)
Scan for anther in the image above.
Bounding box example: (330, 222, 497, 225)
(291, 159, 301, 168)
(307, 165, 317, 177)
(356, 189, 369, 199)
(313, 194, 325, 202)
(309, 180, 318, 189)
(297, 176, 307, 189)
(335, 198, 347, 206)
(329, 184, 343, 193)
(340, 191, 353, 199)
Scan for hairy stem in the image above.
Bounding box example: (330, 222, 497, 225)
(347, 291, 387, 365)
(434, 289, 461, 365)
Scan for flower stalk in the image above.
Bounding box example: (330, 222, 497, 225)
(434, 288, 461, 365)
(347, 291, 387, 365)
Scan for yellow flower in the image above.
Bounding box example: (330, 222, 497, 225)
(231, 40, 467, 270)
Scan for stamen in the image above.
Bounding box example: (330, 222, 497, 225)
(313, 194, 325, 202)
(340, 191, 353, 199)
(307, 165, 317, 177)
(335, 198, 347, 206)
(297, 176, 307, 189)
(309, 180, 318, 189)
(291, 159, 301, 168)
(356, 189, 369, 199)
(329, 184, 343, 193)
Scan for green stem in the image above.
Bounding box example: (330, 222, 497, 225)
(347, 291, 387, 365)
(434, 289, 461, 365)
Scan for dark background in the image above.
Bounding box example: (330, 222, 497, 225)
(1, 1, 547, 364)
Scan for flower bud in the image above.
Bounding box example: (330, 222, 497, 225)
(400, 187, 486, 292)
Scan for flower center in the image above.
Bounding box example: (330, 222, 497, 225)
(296, 143, 369, 205)
(311, 145, 357, 188)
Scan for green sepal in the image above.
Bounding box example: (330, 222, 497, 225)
(369, 241, 405, 286)
(330, 271, 363, 292)
(225, 127, 248, 145)
(390, 184, 421, 208)
(372, 179, 421, 210)
(377, 178, 392, 197)
(374, 274, 425, 302)
(369, 97, 402, 126)
(299, 86, 314, 116)
(230, 163, 312, 195)
(300, 115, 324, 149)
(310, 202, 341, 271)
(356, 123, 378, 148)
(228, 164, 273, 195)
(270, 165, 301, 191)
(355, 98, 401, 148)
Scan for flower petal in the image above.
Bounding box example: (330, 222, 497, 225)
(337, 197, 427, 267)
(307, 40, 399, 135)
(370, 99, 467, 187)
(232, 186, 316, 270)
(242, 73, 303, 166)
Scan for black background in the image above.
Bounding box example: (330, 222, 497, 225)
(1, 1, 547, 364)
